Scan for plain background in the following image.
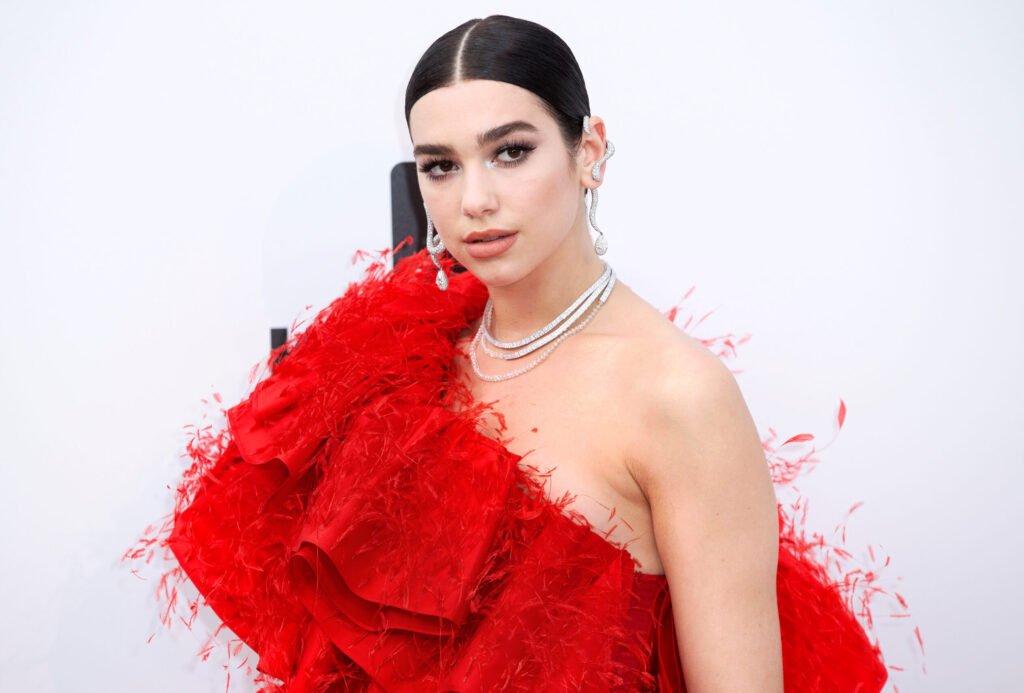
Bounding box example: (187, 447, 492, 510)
(2, 2, 1021, 691)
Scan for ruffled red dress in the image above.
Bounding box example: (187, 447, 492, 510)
(136, 245, 894, 691)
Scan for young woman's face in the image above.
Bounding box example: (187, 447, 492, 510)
(408, 79, 586, 287)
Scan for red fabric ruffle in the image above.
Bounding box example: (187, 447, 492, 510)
(130, 241, 895, 691)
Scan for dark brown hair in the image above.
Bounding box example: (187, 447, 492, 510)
(404, 15, 591, 160)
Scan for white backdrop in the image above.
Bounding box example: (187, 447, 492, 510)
(1, 2, 1020, 691)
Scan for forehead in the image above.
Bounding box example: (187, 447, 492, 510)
(408, 79, 552, 148)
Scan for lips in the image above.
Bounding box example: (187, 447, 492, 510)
(465, 229, 517, 243)
(463, 231, 518, 259)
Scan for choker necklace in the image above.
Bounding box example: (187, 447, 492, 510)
(469, 262, 617, 382)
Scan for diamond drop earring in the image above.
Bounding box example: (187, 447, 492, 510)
(582, 115, 615, 256)
(424, 203, 448, 291)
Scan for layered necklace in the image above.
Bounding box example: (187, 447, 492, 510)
(469, 261, 617, 382)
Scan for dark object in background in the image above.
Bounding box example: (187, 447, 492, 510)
(389, 162, 469, 277)
(270, 161, 467, 351)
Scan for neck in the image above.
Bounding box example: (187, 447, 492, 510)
(485, 222, 607, 341)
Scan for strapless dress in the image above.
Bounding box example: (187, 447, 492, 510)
(128, 244, 893, 692)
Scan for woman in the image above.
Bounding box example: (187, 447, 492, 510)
(411, 16, 785, 691)
(137, 14, 893, 692)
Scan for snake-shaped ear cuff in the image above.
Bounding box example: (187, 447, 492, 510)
(582, 115, 616, 256)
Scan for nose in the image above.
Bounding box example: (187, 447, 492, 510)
(460, 164, 498, 219)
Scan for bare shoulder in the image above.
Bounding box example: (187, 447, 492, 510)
(602, 282, 762, 494)
(593, 281, 783, 690)
(602, 281, 739, 419)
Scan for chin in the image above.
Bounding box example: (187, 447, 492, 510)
(463, 261, 526, 289)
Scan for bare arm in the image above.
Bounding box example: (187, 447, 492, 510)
(628, 341, 782, 692)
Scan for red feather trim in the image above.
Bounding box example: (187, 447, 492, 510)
(124, 240, 911, 691)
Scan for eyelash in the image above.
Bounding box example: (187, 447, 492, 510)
(418, 140, 536, 182)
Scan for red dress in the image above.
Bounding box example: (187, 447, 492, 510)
(135, 244, 894, 691)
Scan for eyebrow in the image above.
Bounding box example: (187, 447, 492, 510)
(413, 120, 540, 157)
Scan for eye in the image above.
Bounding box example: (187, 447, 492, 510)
(495, 140, 534, 165)
(418, 159, 456, 179)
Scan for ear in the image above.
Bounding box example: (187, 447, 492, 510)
(578, 115, 609, 190)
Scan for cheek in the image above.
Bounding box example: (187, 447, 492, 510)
(420, 186, 456, 235)
(511, 165, 573, 215)
(516, 168, 579, 236)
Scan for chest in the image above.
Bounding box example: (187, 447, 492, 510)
(446, 331, 651, 551)
(444, 323, 667, 573)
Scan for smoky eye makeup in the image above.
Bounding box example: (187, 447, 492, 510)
(417, 140, 538, 181)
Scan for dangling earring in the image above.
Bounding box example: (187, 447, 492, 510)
(424, 203, 448, 291)
(582, 115, 615, 256)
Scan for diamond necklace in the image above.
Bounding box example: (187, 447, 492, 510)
(469, 264, 617, 382)
(481, 262, 613, 360)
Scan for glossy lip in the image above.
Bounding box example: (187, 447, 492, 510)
(464, 228, 517, 243)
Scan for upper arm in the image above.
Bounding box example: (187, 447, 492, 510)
(629, 340, 782, 692)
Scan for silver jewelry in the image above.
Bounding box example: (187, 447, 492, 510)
(582, 115, 615, 256)
(424, 203, 448, 291)
(470, 265, 617, 382)
(480, 262, 613, 359)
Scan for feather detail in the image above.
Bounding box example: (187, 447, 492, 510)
(124, 240, 911, 691)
